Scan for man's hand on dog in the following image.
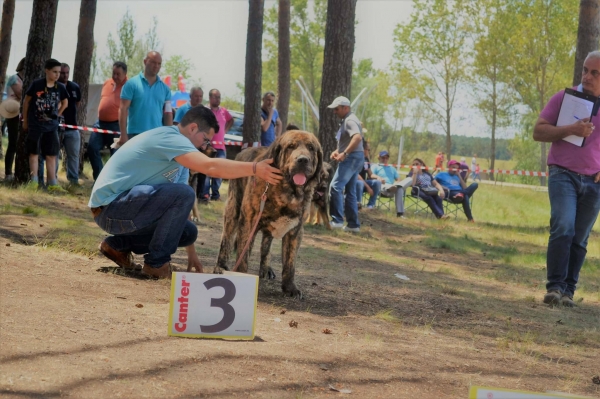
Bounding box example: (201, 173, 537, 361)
(256, 159, 284, 185)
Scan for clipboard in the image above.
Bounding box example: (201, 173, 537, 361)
(556, 88, 596, 147)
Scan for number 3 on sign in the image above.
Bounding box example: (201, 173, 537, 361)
(168, 272, 259, 339)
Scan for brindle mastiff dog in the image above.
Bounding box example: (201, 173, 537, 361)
(215, 131, 323, 298)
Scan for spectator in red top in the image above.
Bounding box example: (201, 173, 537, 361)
(88, 61, 128, 180)
(202, 89, 233, 201)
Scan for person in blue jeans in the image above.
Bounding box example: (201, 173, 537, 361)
(327, 96, 364, 233)
(88, 61, 128, 180)
(89, 106, 282, 279)
(533, 51, 600, 307)
(355, 141, 381, 209)
(434, 159, 478, 221)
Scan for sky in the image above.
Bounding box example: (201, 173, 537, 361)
(6, 0, 495, 138)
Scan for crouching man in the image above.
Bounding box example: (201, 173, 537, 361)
(89, 106, 282, 279)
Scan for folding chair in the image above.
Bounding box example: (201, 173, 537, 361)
(404, 186, 435, 218)
(442, 188, 474, 219)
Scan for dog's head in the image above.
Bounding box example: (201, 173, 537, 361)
(265, 130, 323, 189)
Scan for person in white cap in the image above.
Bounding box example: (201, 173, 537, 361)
(3, 57, 25, 181)
(327, 96, 364, 232)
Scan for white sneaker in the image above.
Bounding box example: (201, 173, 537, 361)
(366, 205, 375, 209)
(4, 174, 14, 182)
(330, 221, 344, 229)
(343, 226, 360, 233)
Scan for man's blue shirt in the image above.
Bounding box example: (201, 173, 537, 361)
(174, 102, 192, 124)
(260, 108, 279, 146)
(120, 72, 171, 134)
(435, 171, 462, 191)
(371, 164, 398, 185)
(88, 126, 198, 208)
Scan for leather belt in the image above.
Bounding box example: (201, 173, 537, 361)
(549, 165, 596, 178)
(91, 206, 103, 217)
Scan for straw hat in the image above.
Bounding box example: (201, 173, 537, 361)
(0, 99, 20, 119)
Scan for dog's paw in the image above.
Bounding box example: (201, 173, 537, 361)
(260, 267, 277, 280)
(212, 266, 225, 274)
(282, 282, 303, 300)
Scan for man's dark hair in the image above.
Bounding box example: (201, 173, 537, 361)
(61, 63, 70, 69)
(44, 58, 61, 70)
(286, 123, 299, 131)
(180, 105, 219, 134)
(113, 61, 127, 73)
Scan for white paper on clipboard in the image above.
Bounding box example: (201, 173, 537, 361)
(556, 89, 595, 147)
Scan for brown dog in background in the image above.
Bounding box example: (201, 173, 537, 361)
(305, 162, 333, 229)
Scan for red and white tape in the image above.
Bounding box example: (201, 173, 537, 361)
(59, 124, 260, 147)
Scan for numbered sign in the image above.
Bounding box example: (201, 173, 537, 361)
(168, 271, 259, 339)
(469, 386, 594, 399)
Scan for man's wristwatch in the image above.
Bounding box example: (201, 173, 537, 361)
(342, 151, 347, 157)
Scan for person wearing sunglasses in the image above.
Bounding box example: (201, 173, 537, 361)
(408, 158, 449, 220)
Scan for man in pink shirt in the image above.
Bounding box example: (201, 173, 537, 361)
(534, 50, 600, 308)
(202, 89, 234, 201)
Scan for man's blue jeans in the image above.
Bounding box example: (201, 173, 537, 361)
(448, 183, 478, 220)
(329, 151, 363, 228)
(202, 149, 226, 199)
(88, 121, 119, 180)
(546, 166, 600, 296)
(93, 183, 198, 268)
(355, 179, 381, 207)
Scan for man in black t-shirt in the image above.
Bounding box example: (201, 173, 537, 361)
(23, 58, 68, 191)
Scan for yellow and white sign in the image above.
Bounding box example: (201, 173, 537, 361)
(469, 386, 594, 399)
(168, 271, 259, 339)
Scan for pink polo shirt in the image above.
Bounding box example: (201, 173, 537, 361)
(210, 106, 233, 150)
(540, 87, 600, 176)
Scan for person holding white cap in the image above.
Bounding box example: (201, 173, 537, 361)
(2, 58, 25, 181)
(327, 95, 364, 232)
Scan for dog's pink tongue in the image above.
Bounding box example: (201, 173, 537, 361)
(293, 173, 307, 186)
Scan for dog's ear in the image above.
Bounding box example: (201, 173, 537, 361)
(265, 137, 283, 169)
(314, 142, 324, 183)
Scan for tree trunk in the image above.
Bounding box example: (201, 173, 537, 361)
(242, 0, 265, 146)
(73, 0, 97, 175)
(573, 0, 600, 85)
(15, 0, 59, 184)
(0, 0, 16, 95)
(277, 0, 291, 130)
(317, 0, 357, 159)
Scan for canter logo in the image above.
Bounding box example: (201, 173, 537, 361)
(174, 278, 191, 332)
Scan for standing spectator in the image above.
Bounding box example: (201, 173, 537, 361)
(328, 96, 364, 232)
(459, 156, 470, 182)
(435, 152, 445, 170)
(371, 150, 409, 218)
(260, 91, 282, 146)
(533, 50, 600, 307)
(474, 164, 481, 181)
(22, 59, 68, 192)
(355, 141, 381, 210)
(202, 88, 233, 201)
(117, 51, 172, 146)
(174, 87, 204, 125)
(56, 63, 82, 185)
(409, 158, 449, 219)
(435, 160, 478, 222)
(470, 154, 477, 179)
(3, 58, 25, 182)
(88, 61, 128, 181)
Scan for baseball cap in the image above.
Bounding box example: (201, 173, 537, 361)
(327, 96, 351, 108)
(447, 159, 460, 167)
(379, 150, 389, 157)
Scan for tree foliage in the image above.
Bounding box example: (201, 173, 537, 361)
(393, 0, 471, 159)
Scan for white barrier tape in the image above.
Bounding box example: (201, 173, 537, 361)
(59, 124, 259, 147)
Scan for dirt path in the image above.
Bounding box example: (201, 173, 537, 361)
(1, 210, 599, 398)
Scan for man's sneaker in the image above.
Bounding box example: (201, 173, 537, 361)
(560, 294, 576, 307)
(142, 262, 172, 279)
(397, 212, 406, 219)
(47, 184, 68, 194)
(330, 221, 344, 229)
(343, 226, 360, 233)
(366, 205, 375, 209)
(543, 290, 562, 305)
(99, 240, 142, 270)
